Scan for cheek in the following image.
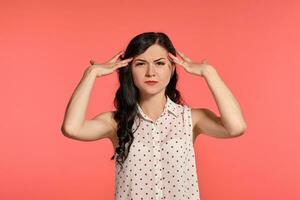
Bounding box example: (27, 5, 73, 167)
(131, 70, 144, 86)
(162, 74, 172, 84)
(161, 69, 173, 80)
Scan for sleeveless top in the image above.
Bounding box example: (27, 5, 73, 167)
(114, 96, 201, 200)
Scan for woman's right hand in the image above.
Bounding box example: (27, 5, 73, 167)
(88, 51, 133, 77)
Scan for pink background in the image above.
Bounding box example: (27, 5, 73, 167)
(1, 0, 299, 199)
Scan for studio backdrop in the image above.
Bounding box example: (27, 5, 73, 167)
(1, 0, 299, 199)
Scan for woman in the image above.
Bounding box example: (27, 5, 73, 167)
(61, 32, 247, 200)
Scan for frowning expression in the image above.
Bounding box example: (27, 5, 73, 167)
(131, 44, 175, 96)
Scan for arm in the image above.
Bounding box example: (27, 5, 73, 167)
(61, 51, 132, 141)
(168, 50, 247, 138)
(61, 67, 115, 141)
(196, 66, 247, 138)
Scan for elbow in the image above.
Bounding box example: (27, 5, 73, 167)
(229, 123, 247, 137)
(61, 125, 70, 137)
(61, 124, 76, 137)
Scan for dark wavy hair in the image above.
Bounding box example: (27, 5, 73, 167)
(110, 32, 185, 172)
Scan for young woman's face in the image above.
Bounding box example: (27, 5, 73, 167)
(131, 44, 175, 97)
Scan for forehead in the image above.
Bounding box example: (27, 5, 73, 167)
(133, 44, 168, 61)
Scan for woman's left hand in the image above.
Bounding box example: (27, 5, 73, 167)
(168, 50, 215, 76)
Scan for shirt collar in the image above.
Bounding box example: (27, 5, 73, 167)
(136, 96, 180, 121)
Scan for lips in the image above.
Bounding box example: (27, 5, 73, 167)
(145, 80, 158, 85)
(145, 81, 158, 83)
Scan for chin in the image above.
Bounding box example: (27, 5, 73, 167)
(142, 87, 165, 96)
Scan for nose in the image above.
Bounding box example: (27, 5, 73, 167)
(146, 63, 156, 77)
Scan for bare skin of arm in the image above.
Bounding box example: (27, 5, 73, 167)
(61, 51, 133, 144)
(61, 68, 115, 141)
(168, 50, 247, 142)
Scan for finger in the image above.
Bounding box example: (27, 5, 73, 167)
(167, 53, 179, 64)
(168, 52, 184, 65)
(114, 60, 131, 69)
(176, 50, 192, 62)
(114, 57, 133, 68)
(116, 52, 127, 62)
(90, 59, 95, 65)
(120, 57, 133, 63)
(168, 53, 190, 71)
(167, 53, 174, 63)
(167, 52, 177, 61)
(108, 50, 125, 64)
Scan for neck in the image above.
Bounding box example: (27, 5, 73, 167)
(138, 93, 167, 119)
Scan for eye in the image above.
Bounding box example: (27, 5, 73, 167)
(136, 63, 144, 66)
(156, 62, 165, 65)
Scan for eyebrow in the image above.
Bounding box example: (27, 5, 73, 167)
(133, 58, 166, 63)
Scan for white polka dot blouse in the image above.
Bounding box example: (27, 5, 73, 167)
(114, 96, 200, 200)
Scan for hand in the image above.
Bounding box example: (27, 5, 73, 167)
(168, 50, 214, 76)
(88, 51, 133, 77)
